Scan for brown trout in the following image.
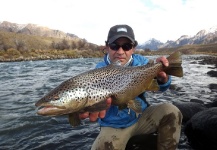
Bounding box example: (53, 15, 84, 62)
(35, 51, 183, 126)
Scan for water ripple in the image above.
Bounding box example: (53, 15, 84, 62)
(0, 55, 216, 149)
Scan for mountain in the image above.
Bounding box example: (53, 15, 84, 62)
(139, 26, 217, 50)
(137, 38, 163, 50)
(1, 21, 217, 50)
(0, 21, 100, 54)
(0, 21, 79, 40)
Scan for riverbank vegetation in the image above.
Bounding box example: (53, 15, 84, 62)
(0, 30, 104, 62)
(0, 30, 217, 62)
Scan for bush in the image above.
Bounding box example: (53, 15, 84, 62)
(6, 48, 21, 57)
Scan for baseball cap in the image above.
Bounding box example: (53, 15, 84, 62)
(106, 24, 137, 46)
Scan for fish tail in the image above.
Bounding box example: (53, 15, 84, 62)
(164, 51, 183, 77)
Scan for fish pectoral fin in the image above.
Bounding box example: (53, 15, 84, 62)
(118, 104, 127, 110)
(127, 100, 142, 114)
(146, 79, 159, 91)
(84, 99, 108, 112)
(68, 112, 81, 127)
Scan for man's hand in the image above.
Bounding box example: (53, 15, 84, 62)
(79, 98, 112, 122)
(156, 56, 169, 83)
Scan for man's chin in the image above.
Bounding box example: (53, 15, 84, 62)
(117, 60, 125, 65)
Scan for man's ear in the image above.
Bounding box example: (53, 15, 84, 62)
(102, 45, 109, 54)
(134, 40, 138, 47)
(132, 47, 136, 53)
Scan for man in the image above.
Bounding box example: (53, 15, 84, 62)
(80, 24, 182, 150)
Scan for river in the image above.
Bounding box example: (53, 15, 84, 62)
(0, 55, 217, 150)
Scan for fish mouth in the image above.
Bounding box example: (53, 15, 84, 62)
(36, 103, 67, 116)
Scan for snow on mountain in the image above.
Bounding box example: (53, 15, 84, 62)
(137, 38, 163, 50)
(207, 25, 217, 33)
(139, 25, 217, 50)
(1, 21, 217, 49)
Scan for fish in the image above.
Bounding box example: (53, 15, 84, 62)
(35, 51, 183, 127)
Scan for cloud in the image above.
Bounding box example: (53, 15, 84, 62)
(1, 0, 217, 45)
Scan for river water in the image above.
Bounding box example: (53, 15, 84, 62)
(0, 55, 217, 150)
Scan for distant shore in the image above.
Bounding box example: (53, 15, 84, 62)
(0, 49, 104, 62)
(0, 55, 86, 62)
(0, 50, 217, 63)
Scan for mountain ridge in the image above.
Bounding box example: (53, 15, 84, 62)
(0, 21, 80, 41)
(138, 25, 217, 50)
(1, 21, 217, 50)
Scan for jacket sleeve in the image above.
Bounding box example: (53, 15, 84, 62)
(158, 75, 171, 92)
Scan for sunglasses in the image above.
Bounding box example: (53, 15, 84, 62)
(108, 43, 134, 51)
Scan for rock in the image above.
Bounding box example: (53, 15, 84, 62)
(207, 70, 217, 77)
(184, 108, 217, 150)
(126, 100, 217, 150)
(173, 101, 207, 123)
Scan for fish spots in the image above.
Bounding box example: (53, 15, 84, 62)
(49, 87, 88, 107)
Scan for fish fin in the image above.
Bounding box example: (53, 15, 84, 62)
(118, 104, 127, 110)
(127, 100, 143, 114)
(146, 79, 159, 91)
(148, 59, 154, 65)
(165, 51, 183, 77)
(68, 112, 81, 127)
(136, 113, 140, 118)
(84, 100, 108, 112)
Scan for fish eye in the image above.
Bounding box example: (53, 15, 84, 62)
(53, 96, 59, 100)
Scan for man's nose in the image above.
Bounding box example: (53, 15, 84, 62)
(116, 46, 125, 53)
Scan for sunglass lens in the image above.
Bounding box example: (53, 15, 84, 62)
(109, 43, 133, 51)
(109, 43, 120, 51)
(122, 44, 133, 51)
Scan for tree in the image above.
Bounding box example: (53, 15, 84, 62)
(144, 48, 151, 52)
(77, 39, 86, 50)
(14, 39, 26, 51)
(71, 41, 76, 49)
(61, 39, 70, 50)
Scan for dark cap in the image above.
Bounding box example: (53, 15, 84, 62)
(106, 24, 137, 45)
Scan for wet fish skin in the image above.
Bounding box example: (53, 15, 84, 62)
(35, 51, 183, 126)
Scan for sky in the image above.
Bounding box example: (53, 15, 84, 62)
(1, 0, 217, 45)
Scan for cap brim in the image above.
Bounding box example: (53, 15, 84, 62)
(108, 35, 135, 44)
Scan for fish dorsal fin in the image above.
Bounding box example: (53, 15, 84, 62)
(148, 59, 154, 65)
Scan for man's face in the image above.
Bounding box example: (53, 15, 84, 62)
(107, 37, 135, 66)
